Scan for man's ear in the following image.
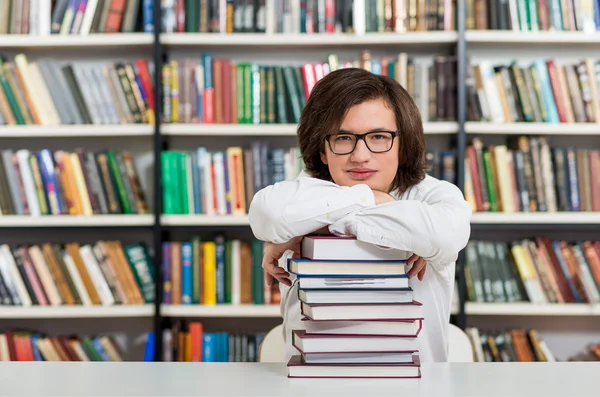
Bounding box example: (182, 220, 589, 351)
(320, 151, 328, 165)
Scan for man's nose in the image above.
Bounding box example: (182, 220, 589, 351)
(350, 139, 371, 162)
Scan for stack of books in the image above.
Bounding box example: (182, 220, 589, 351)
(286, 235, 424, 379)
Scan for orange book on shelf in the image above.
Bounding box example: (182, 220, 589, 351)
(189, 322, 203, 362)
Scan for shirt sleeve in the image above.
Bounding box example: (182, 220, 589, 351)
(248, 174, 376, 243)
(328, 179, 472, 272)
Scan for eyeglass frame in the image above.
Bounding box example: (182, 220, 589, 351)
(324, 130, 400, 155)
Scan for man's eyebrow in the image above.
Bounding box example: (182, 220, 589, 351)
(338, 128, 392, 133)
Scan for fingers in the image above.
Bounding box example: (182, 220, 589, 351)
(262, 256, 291, 287)
(407, 253, 419, 265)
(417, 263, 427, 281)
(407, 256, 426, 279)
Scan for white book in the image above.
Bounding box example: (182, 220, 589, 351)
(62, 251, 92, 306)
(0, 246, 24, 306)
(292, 330, 418, 354)
(79, 245, 115, 306)
(28, 246, 62, 306)
(299, 288, 413, 305)
(298, 276, 409, 290)
(302, 317, 422, 337)
(301, 235, 409, 261)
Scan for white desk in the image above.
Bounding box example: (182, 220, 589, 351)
(0, 362, 598, 396)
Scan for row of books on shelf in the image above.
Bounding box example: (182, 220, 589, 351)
(161, 144, 302, 215)
(0, 55, 155, 126)
(467, 58, 600, 124)
(465, 238, 600, 305)
(0, 149, 149, 216)
(161, 145, 456, 216)
(0, 241, 154, 307)
(161, 51, 455, 125)
(468, 0, 600, 32)
(0, 0, 153, 35)
(158, 320, 265, 362)
(161, 0, 455, 34)
(466, 327, 556, 362)
(0, 330, 124, 361)
(162, 236, 279, 306)
(465, 137, 600, 213)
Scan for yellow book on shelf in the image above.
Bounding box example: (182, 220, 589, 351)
(170, 60, 179, 123)
(203, 241, 216, 305)
(69, 153, 93, 216)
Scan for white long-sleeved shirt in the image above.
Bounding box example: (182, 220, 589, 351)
(248, 170, 472, 362)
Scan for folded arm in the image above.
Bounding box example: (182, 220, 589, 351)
(329, 180, 472, 272)
(248, 173, 376, 244)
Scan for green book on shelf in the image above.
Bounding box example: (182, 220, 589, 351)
(124, 244, 155, 304)
(106, 150, 133, 214)
(161, 151, 175, 214)
(482, 150, 498, 212)
(225, 239, 232, 304)
(191, 237, 202, 304)
(251, 240, 263, 305)
(81, 338, 104, 361)
(179, 151, 190, 214)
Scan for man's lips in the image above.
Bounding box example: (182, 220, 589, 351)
(347, 169, 376, 179)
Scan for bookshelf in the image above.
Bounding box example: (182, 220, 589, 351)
(460, 0, 600, 362)
(160, 31, 459, 46)
(2, 0, 599, 363)
(464, 303, 600, 317)
(0, 33, 154, 48)
(465, 30, 600, 45)
(0, 124, 154, 138)
(161, 304, 280, 318)
(0, 305, 154, 319)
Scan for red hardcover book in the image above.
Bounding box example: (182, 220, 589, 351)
(104, 0, 127, 33)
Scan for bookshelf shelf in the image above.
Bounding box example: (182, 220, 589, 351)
(161, 122, 458, 136)
(0, 215, 154, 227)
(470, 212, 600, 224)
(465, 303, 600, 316)
(465, 30, 600, 45)
(0, 305, 154, 319)
(0, 124, 153, 138)
(162, 123, 298, 136)
(161, 215, 250, 226)
(465, 122, 600, 135)
(0, 34, 153, 48)
(160, 32, 458, 47)
(161, 304, 280, 318)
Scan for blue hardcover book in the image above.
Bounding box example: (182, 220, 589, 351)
(162, 242, 172, 303)
(533, 59, 559, 123)
(92, 337, 111, 361)
(29, 335, 44, 361)
(143, 0, 154, 32)
(203, 333, 216, 362)
(144, 332, 155, 362)
(215, 236, 226, 304)
(181, 242, 193, 304)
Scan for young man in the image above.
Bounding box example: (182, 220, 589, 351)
(248, 67, 472, 362)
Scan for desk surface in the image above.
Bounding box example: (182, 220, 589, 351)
(0, 362, 598, 397)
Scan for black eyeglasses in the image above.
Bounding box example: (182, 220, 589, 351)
(325, 130, 399, 155)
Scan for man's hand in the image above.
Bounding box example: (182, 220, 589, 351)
(407, 253, 427, 280)
(262, 236, 303, 287)
(372, 190, 395, 205)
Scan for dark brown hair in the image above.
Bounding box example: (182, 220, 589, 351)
(297, 67, 426, 194)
